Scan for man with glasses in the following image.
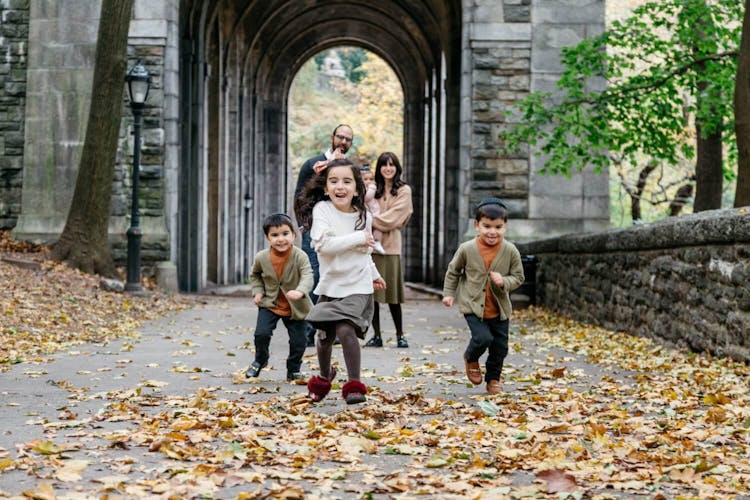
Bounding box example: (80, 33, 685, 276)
(294, 124, 354, 346)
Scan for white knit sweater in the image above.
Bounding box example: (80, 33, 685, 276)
(310, 201, 381, 298)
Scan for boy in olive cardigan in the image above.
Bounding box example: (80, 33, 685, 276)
(246, 213, 314, 381)
(442, 198, 525, 395)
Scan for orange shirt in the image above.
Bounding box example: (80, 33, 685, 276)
(476, 237, 501, 319)
(268, 247, 292, 317)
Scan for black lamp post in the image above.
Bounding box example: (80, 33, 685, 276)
(124, 62, 151, 292)
(243, 186, 253, 280)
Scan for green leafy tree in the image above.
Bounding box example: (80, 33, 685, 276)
(501, 0, 744, 220)
(336, 47, 367, 84)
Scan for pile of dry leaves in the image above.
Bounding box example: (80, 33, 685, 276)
(0, 230, 191, 370)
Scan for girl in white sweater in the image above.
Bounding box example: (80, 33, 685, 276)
(294, 159, 386, 404)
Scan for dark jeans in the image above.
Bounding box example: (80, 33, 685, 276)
(301, 231, 319, 303)
(301, 231, 320, 339)
(464, 314, 509, 382)
(253, 307, 307, 374)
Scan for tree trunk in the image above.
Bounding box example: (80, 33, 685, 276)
(692, 0, 724, 212)
(51, 0, 134, 277)
(630, 163, 656, 222)
(735, 0, 750, 207)
(693, 124, 723, 211)
(669, 183, 694, 216)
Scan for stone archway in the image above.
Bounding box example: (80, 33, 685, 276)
(178, 0, 462, 291)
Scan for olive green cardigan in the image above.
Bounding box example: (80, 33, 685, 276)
(442, 238, 525, 320)
(249, 246, 313, 320)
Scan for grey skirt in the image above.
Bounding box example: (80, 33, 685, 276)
(306, 294, 374, 339)
(372, 254, 405, 304)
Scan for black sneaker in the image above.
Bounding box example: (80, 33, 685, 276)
(286, 372, 304, 382)
(364, 336, 383, 347)
(245, 361, 266, 378)
(397, 337, 409, 348)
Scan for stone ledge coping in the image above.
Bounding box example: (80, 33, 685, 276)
(471, 22, 531, 42)
(516, 207, 750, 254)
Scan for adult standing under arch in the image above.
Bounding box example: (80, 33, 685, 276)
(364, 152, 413, 348)
(294, 124, 354, 346)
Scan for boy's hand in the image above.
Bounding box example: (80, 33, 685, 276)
(253, 293, 264, 304)
(489, 271, 504, 287)
(373, 277, 386, 290)
(442, 296, 454, 307)
(285, 290, 304, 301)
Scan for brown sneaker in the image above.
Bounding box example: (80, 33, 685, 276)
(464, 356, 482, 385)
(486, 379, 501, 395)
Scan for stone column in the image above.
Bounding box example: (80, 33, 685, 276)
(527, 0, 609, 237)
(12, 0, 99, 242)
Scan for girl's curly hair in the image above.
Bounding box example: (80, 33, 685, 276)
(294, 159, 368, 231)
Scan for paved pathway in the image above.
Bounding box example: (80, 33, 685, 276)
(0, 291, 691, 498)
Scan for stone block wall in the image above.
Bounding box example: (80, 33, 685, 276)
(0, 0, 29, 229)
(517, 208, 750, 362)
(468, 0, 532, 219)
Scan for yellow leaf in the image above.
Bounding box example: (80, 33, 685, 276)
(29, 440, 65, 455)
(21, 482, 56, 500)
(55, 459, 88, 482)
(426, 456, 449, 468)
(0, 459, 14, 471)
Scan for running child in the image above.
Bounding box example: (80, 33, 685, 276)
(246, 213, 314, 381)
(442, 197, 525, 395)
(294, 158, 386, 404)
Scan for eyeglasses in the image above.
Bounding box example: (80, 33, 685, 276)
(334, 134, 353, 142)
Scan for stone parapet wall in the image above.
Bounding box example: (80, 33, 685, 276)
(516, 208, 750, 362)
(0, 0, 29, 229)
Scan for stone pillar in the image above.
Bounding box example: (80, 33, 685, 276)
(13, 0, 177, 267)
(526, 0, 609, 237)
(0, 0, 29, 229)
(12, 0, 99, 242)
(462, 0, 532, 239)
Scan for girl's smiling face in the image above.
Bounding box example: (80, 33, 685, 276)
(325, 165, 357, 212)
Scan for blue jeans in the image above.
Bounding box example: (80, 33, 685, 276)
(253, 308, 307, 374)
(464, 314, 509, 382)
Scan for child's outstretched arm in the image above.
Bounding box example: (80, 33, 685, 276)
(442, 245, 466, 301)
(249, 256, 266, 305)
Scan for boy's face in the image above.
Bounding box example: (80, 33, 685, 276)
(474, 216, 506, 247)
(361, 171, 374, 184)
(265, 224, 295, 253)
